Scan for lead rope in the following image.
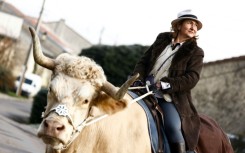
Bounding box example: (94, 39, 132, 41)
(129, 90, 153, 104)
(128, 85, 153, 104)
(56, 114, 109, 151)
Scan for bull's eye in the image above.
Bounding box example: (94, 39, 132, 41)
(84, 99, 89, 104)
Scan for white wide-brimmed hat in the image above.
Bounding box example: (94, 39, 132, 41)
(171, 9, 202, 30)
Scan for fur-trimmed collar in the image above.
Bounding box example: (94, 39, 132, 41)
(156, 32, 198, 62)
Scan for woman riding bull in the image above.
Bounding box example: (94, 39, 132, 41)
(132, 9, 204, 153)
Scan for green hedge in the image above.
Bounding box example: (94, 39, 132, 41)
(80, 44, 148, 86)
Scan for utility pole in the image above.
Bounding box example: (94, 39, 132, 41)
(16, 0, 46, 96)
(98, 27, 104, 45)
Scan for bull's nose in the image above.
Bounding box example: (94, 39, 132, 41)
(44, 119, 65, 135)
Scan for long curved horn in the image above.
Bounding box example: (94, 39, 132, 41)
(101, 73, 139, 100)
(29, 27, 55, 70)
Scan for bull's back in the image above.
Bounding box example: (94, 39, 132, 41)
(75, 102, 151, 153)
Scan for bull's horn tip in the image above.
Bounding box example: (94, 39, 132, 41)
(133, 73, 140, 79)
(29, 27, 35, 36)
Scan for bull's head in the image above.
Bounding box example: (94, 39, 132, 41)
(29, 27, 139, 150)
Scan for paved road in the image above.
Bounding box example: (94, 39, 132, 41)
(0, 93, 45, 153)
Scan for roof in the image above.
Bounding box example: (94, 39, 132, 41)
(0, 1, 26, 18)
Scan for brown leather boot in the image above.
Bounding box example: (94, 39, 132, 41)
(170, 142, 186, 153)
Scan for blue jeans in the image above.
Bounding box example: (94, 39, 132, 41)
(157, 98, 185, 143)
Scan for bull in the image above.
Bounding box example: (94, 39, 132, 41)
(29, 27, 234, 153)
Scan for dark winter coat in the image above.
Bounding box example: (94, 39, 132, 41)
(132, 32, 204, 150)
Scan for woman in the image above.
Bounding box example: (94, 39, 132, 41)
(132, 9, 204, 153)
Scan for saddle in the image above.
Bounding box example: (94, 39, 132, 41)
(128, 90, 165, 153)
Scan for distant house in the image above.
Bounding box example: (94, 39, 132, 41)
(0, 1, 92, 86)
(44, 19, 92, 55)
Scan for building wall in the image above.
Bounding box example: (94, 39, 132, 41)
(45, 20, 92, 55)
(0, 37, 15, 69)
(192, 56, 245, 135)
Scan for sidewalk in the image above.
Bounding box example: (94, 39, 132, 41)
(0, 116, 44, 153)
(0, 93, 45, 153)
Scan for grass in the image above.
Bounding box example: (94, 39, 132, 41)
(0, 91, 29, 100)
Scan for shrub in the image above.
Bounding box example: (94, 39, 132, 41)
(80, 45, 147, 86)
(0, 66, 15, 93)
(29, 88, 48, 124)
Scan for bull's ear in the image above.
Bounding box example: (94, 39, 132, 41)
(92, 93, 127, 115)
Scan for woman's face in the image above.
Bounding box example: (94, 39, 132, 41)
(179, 19, 198, 39)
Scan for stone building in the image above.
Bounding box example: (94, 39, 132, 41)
(44, 19, 91, 55)
(192, 56, 245, 135)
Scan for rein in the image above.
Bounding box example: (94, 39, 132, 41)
(42, 85, 152, 151)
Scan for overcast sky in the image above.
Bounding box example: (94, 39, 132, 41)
(6, 0, 245, 62)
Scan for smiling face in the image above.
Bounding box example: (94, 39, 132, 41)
(178, 19, 198, 40)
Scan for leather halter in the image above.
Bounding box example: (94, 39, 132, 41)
(41, 104, 108, 151)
